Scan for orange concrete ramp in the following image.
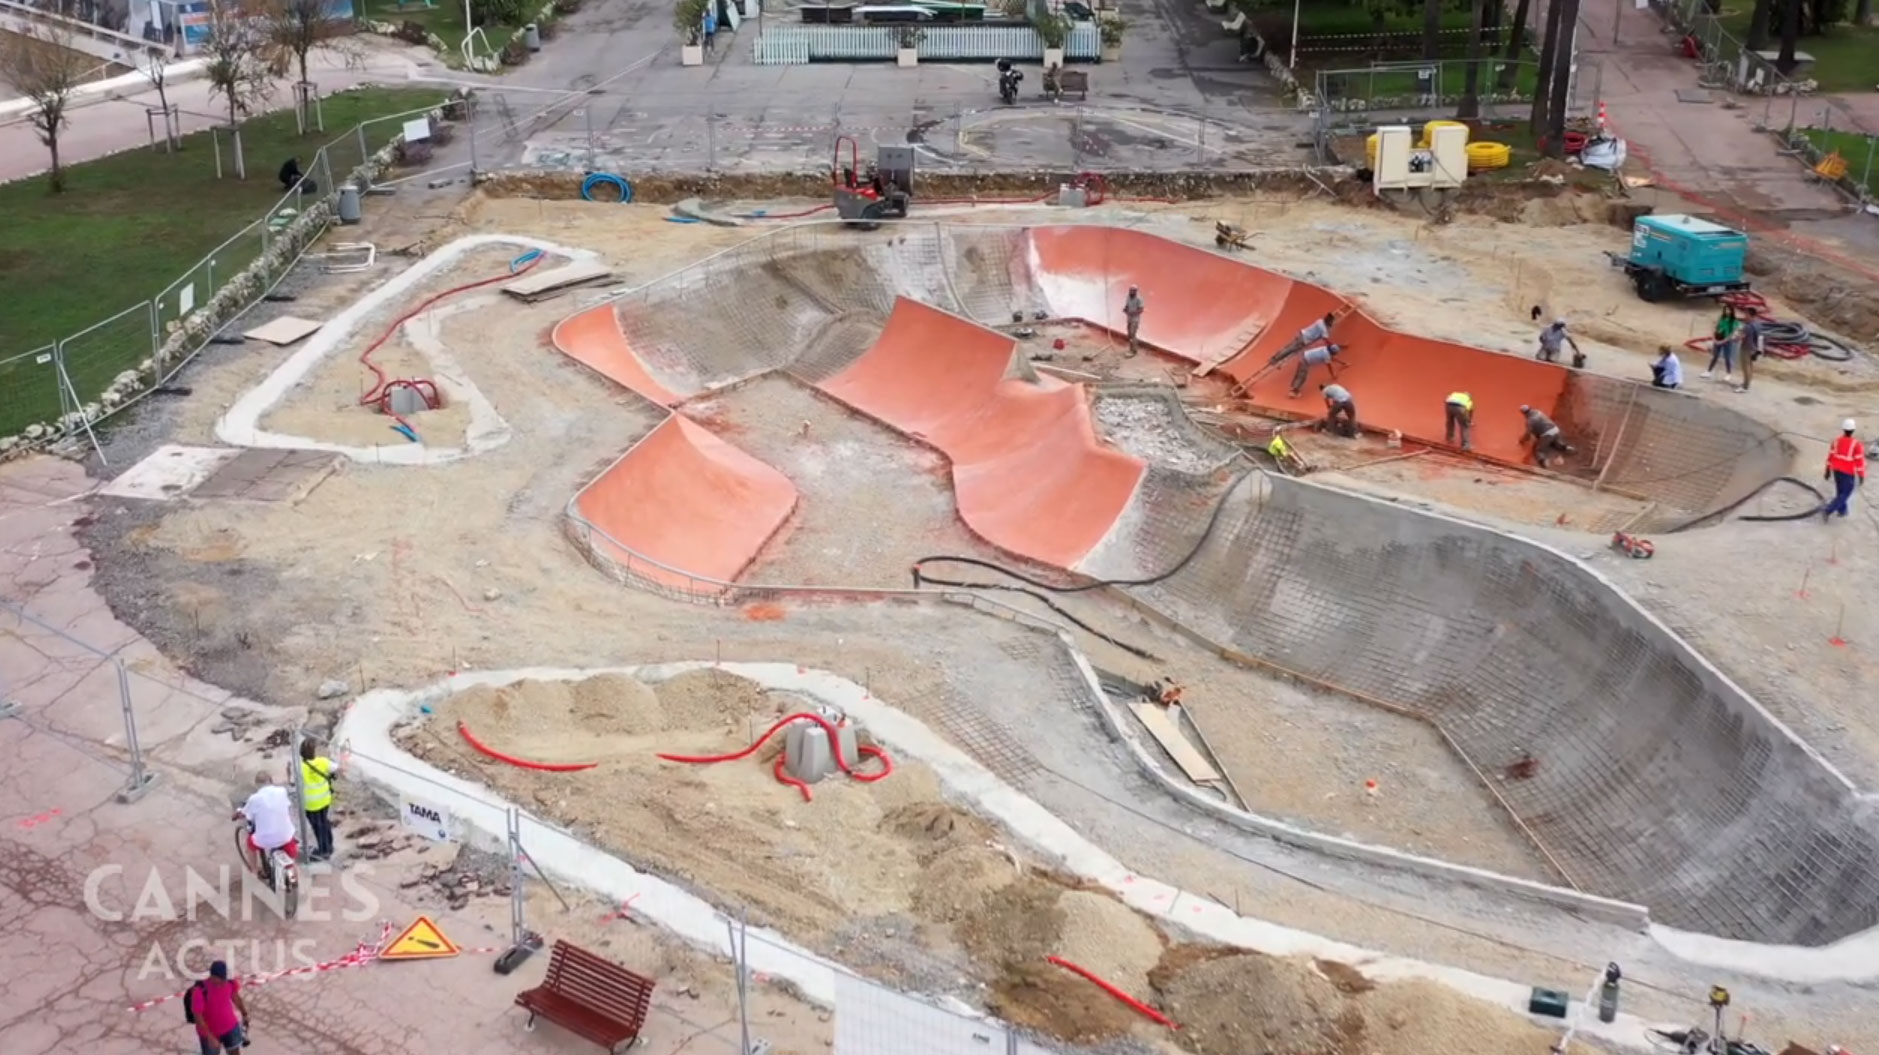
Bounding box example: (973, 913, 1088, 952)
(1026, 225, 1576, 465)
(819, 297, 1144, 570)
(552, 303, 684, 408)
(1220, 312, 1571, 465)
(1028, 225, 1281, 367)
(573, 415, 797, 591)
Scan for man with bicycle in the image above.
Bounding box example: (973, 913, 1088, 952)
(234, 772, 298, 885)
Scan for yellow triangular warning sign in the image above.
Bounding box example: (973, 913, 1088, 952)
(380, 916, 460, 961)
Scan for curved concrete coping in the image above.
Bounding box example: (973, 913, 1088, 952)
(215, 235, 591, 464)
(335, 662, 1669, 1050)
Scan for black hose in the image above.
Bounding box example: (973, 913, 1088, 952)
(909, 569, 1162, 660)
(1665, 476, 1827, 533)
(912, 468, 1257, 594)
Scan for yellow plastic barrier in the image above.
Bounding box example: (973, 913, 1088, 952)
(1366, 132, 1380, 166)
(1466, 141, 1512, 171)
(1814, 151, 1848, 181)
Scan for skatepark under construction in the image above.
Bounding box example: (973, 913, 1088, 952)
(196, 215, 1877, 990)
(535, 221, 1874, 954)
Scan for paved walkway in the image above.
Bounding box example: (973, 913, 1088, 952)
(1574, 0, 1879, 264)
(0, 456, 812, 1055)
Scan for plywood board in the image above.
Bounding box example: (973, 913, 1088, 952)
(1129, 703, 1221, 783)
(243, 315, 323, 346)
(100, 445, 242, 500)
(502, 260, 615, 302)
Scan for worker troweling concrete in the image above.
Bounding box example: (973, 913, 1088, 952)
(1444, 391, 1473, 450)
(1319, 383, 1357, 437)
(1535, 318, 1585, 369)
(1519, 404, 1576, 466)
(1122, 285, 1145, 356)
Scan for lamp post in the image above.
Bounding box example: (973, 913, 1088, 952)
(1289, 0, 1300, 68)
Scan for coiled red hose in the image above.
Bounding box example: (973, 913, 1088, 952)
(657, 711, 892, 802)
(457, 721, 599, 772)
(358, 255, 544, 428)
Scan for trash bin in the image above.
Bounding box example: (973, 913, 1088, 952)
(337, 183, 362, 224)
(524, 23, 541, 50)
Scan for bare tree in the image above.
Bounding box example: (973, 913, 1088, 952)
(198, 0, 276, 176)
(261, 0, 358, 133)
(141, 53, 180, 152)
(0, 4, 92, 192)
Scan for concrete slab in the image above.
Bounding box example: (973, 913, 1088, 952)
(191, 449, 341, 503)
(243, 315, 325, 346)
(100, 445, 242, 501)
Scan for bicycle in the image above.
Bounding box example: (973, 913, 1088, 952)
(234, 819, 299, 918)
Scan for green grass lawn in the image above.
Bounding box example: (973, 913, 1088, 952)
(359, 0, 506, 62)
(1715, 9, 1879, 93)
(1796, 126, 1879, 196)
(0, 86, 445, 436)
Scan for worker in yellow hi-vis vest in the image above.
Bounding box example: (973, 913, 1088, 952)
(1444, 391, 1474, 450)
(299, 738, 339, 861)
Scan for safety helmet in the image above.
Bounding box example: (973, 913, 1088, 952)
(1844, 418, 1858, 432)
(1518, 404, 1531, 414)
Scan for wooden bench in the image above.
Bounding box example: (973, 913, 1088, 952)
(515, 941, 655, 1052)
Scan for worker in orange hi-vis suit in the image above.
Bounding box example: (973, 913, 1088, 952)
(1822, 418, 1867, 521)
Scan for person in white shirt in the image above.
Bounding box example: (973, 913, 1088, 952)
(1651, 345, 1683, 390)
(235, 773, 299, 874)
(1265, 312, 1338, 367)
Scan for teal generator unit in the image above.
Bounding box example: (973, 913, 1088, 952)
(1616, 214, 1750, 302)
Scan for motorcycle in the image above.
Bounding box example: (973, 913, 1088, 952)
(995, 58, 1022, 105)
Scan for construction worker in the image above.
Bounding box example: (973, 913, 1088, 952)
(1823, 418, 1866, 521)
(1736, 309, 1766, 393)
(1319, 383, 1357, 437)
(1266, 312, 1338, 367)
(1519, 404, 1576, 466)
(1289, 342, 1341, 397)
(1651, 344, 1683, 389)
(1122, 285, 1145, 357)
(298, 737, 339, 861)
(1535, 318, 1584, 368)
(1444, 391, 1474, 450)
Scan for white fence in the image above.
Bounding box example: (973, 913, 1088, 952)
(753, 22, 1100, 65)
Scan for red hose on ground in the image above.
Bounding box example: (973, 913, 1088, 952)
(458, 721, 598, 772)
(357, 255, 544, 429)
(1045, 956, 1176, 1029)
(657, 711, 891, 801)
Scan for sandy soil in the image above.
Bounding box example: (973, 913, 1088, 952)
(66, 192, 1879, 1052)
(257, 245, 562, 448)
(396, 672, 1586, 1053)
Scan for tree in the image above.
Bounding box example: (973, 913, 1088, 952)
(141, 53, 180, 152)
(1420, 0, 1442, 59)
(1747, 0, 1774, 49)
(1542, 0, 1580, 155)
(0, 4, 90, 192)
(261, 0, 358, 133)
(1498, 0, 1533, 90)
(199, 0, 277, 177)
(1775, 0, 1801, 70)
(1528, 0, 1563, 137)
(1457, 0, 1487, 118)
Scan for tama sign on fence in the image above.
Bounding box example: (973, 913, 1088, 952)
(400, 796, 453, 842)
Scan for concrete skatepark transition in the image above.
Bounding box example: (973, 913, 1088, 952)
(546, 222, 1875, 950)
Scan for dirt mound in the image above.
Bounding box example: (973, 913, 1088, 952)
(1356, 978, 1589, 1055)
(1052, 890, 1164, 998)
(991, 961, 1145, 1044)
(654, 668, 779, 730)
(909, 843, 1019, 924)
(446, 679, 574, 741)
(568, 672, 665, 733)
(882, 801, 996, 860)
(957, 875, 1066, 968)
(1155, 951, 1355, 1055)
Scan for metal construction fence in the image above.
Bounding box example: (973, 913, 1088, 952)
(1309, 56, 1597, 162)
(461, 85, 1309, 178)
(0, 102, 450, 456)
(752, 22, 1102, 64)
